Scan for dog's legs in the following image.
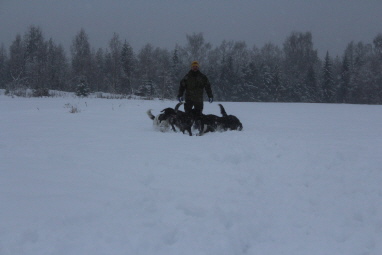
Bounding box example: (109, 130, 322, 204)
(168, 117, 177, 132)
(193, 120, 202, 136)
(205, 126, 215, 134)
(198, 122, 205, 136)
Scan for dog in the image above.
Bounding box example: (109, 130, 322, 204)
(171, 102, 194, 136)
(147, 107, 177, 132)
(218, 104, 243, 131)
(191, 108, 221, 136)
(191, 104, 242, 135)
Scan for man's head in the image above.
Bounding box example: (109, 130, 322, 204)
(191, 61, 199, 71)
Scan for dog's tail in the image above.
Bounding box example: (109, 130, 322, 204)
(218, 104, 228, 117)
(175, 102, 183, 112)
(146, 109, 155, 120)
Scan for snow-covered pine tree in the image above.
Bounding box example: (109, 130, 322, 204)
(76, 80, 90, 97)
(121, 40, 136, 95)
(337, 55, 350, 103)
(322, 51, 334, 103)
(0, 44, 8, 90)
(71, 29, 92, 90)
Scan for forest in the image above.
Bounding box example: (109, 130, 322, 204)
(1, 25, 381, 104)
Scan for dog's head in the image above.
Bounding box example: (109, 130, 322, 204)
(161, 108, 176, 115)
(159, 108, 177, 122)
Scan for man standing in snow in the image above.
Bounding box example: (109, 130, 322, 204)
(177, 61, 213, 116)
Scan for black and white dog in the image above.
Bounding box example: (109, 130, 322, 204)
(218, 104, 243, 131)
(146, 107, 177, 132)
(171, 102, 194, 136)
(193, 104, 243, 135)
(191, 109, 221, 136)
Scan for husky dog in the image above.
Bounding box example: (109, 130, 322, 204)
(146, 107, 177, 132)
(171, 102, 194, 136)
(191, 109, 221, 136)
(191, 104, 242, 135)
(218, 104, 243, 131)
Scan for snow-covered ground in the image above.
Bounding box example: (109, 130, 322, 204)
(1, 94, 382, 255)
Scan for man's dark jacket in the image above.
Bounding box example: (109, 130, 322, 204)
(178, 70, 213, 103)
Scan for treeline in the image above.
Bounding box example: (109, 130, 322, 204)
(1, 25, 382, 104)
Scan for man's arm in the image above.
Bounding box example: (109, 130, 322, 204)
(204, 77, 213, 99)
(178, 77, 186, 98)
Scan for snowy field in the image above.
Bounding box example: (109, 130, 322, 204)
(1, 94, 382, 255)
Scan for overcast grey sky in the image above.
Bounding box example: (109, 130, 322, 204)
(1, 0, 381, 58)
